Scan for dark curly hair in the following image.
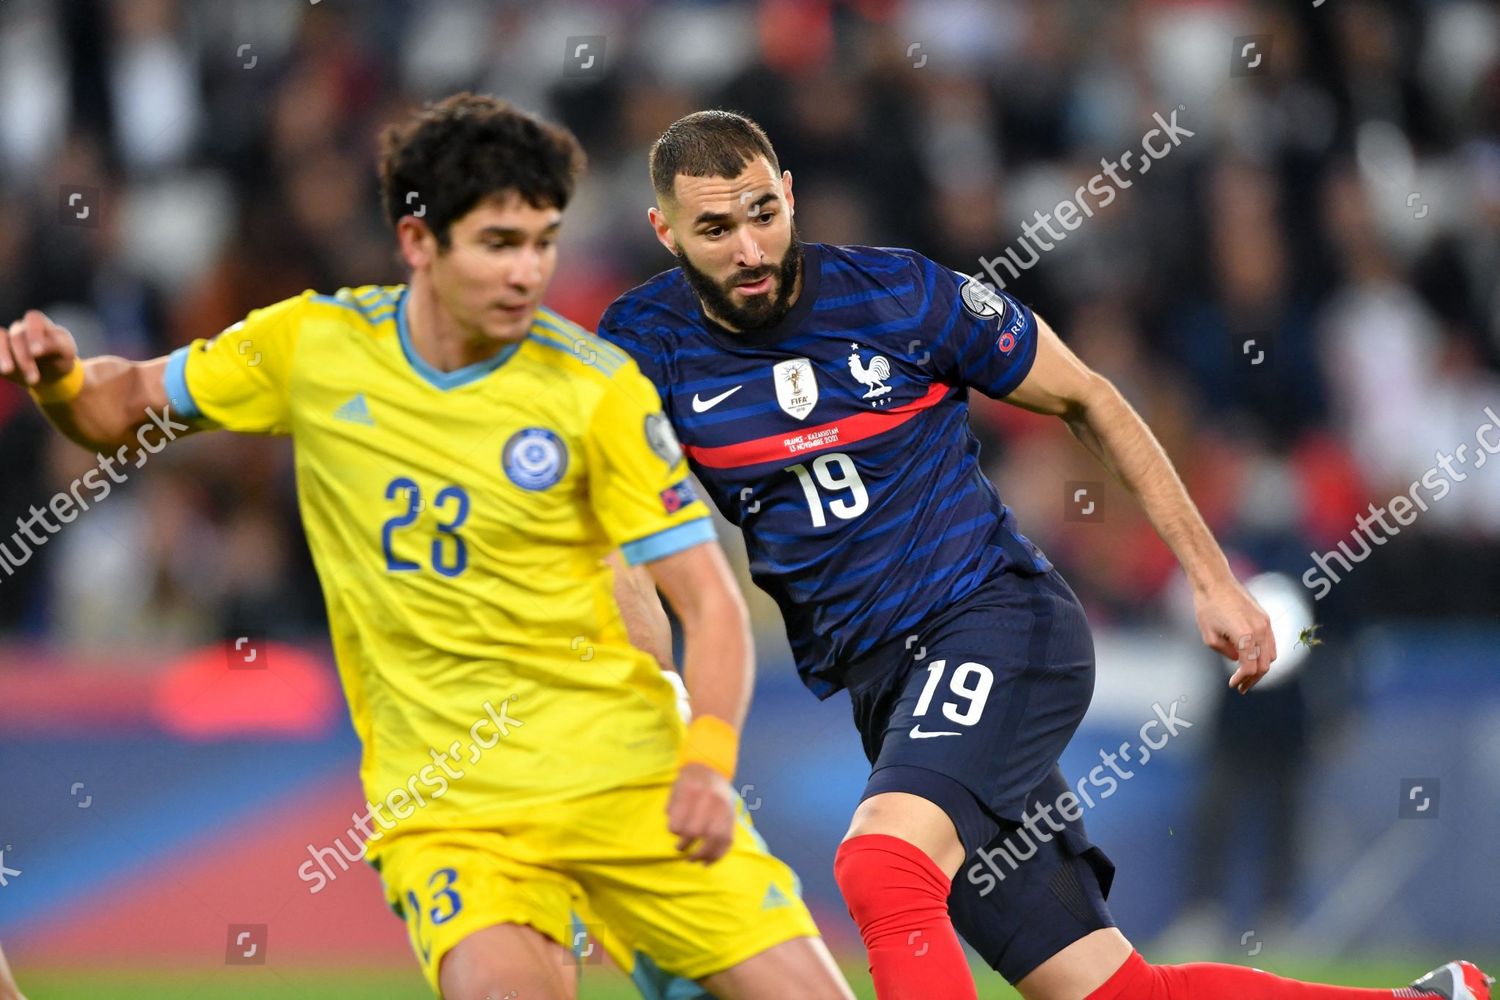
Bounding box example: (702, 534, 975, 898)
(650, 109, 780, 202)
(378, 93, 586, 248)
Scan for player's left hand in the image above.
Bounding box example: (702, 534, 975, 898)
(1193, 576, 1277, 694)
(667, 763, 736, 864)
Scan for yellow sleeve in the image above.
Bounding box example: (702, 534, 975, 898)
(162, 292, 309, 435)
(584, 363, 716, 565)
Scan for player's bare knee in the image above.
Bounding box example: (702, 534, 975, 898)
(438, 930, 576, 1000)
(788, 941, 857, 1000)
(842, 792, 964, 875)
(797, 978, 858, 1000)
(713, 967, 854, 1000)
(704, 939, 853, 1000)
(441, 970, 573, 1000)
(1014, 928, 1133, 1000)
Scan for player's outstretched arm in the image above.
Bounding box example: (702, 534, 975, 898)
(1003, 314, 1275, 693)
(645, 540, 753, 864)
(3, 310, 184, 451)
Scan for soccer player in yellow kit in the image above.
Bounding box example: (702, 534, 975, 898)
(1, 93, 851, 1000)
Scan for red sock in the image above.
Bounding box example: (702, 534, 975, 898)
(1089, 952, 1428, 999)
(833, 834, 977, 1000)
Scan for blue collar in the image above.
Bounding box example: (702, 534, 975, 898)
(396, 289, 521, 391)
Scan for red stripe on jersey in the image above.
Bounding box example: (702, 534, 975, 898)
(684, 382, 952, 469)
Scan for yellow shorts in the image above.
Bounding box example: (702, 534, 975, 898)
(374, 779, 820, 996)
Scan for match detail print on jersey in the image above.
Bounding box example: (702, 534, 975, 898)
(683, 382, 951, 469)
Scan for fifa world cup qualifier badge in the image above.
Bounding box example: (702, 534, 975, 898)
(959, 275, 1008, 321)
(958, 275, 1026, 355)
(503, 427, 568, 490)
(644, 412, 683, 466)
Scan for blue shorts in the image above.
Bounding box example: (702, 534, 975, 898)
(844, 567, 1116, 984)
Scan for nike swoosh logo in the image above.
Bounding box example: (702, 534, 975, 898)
(909, 726, 962, 739)
(692, 385, 744, 412)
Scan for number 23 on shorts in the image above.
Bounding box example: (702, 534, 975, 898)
(405, 867, 464, 962)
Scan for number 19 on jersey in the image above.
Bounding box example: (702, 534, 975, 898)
(787, 452, 868, 527)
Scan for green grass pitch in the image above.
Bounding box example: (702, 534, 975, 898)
(19, 956, 1495, 998)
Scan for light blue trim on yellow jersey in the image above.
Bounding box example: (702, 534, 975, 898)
(164, 345, 202, 420)
(620, 518, 716, 566)
(364, 287, 400, 324)
(395, 289, 520, 391)
(535, 307, 630, 367)
(311, 287, 401, 328)
(526, 329, 621, 377)
(529, 309, 630, 376)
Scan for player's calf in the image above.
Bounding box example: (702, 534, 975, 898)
(438, 923, 578, 1000)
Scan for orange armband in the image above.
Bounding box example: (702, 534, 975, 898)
(679, 714, 739, 781)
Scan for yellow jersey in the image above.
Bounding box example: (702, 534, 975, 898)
(163, 285, 714, 847)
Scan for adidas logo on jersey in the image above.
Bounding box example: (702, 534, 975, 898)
(333, 394, 375, 426)
(761, 883, 791, 910)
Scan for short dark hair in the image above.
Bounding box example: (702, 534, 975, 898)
(649, 110, 780, 201)
(378, 92, 585, 248)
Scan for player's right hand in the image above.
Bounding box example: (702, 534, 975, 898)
(1193, 575, 1277, 694)
(667, 763, 736, 864)
(2, 310, 80, 388)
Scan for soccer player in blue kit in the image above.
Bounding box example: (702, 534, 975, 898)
(598, 111, 1493, 1000)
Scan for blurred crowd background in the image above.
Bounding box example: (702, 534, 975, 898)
(1, 0, 1499, 979)
(2, 0, 1498, 649)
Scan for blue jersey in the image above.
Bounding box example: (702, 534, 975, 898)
(599, 243, 1052, 697)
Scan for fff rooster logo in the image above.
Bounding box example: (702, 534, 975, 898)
(848, 343, 894, 407)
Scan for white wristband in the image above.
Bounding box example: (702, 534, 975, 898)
(662, 669, 692, 723)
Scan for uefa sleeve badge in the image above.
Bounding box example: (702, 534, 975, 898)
(644, 412, 684, 466)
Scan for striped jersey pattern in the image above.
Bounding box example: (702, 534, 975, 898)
(600, 243, 1053, 697)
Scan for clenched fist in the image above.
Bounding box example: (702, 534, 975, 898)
(668, 762, 736, 864)
(2, 310, 80, 388)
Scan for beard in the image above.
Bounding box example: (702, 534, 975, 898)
(676, 226, 803, 332)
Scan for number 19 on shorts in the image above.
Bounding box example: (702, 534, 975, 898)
(914, 659, 994, 727)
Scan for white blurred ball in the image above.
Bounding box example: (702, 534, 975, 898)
(1229, 572, 1317, 689)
